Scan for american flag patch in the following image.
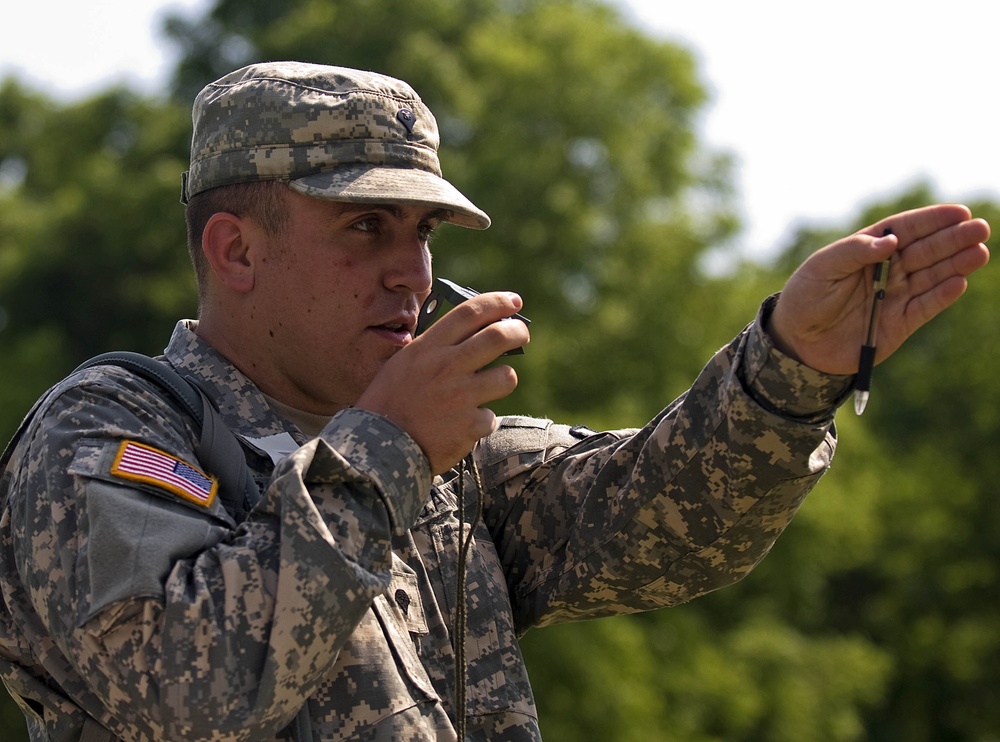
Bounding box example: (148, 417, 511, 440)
(111, 441, 217, 507)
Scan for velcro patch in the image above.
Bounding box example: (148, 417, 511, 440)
(111, 441, 217, 508)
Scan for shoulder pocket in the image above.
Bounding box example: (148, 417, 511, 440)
(477, 416, 553, 483)
(70, 439, 234, 525)
(70, 439, 233, 625)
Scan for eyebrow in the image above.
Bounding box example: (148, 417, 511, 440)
(332, 203, 451, 222)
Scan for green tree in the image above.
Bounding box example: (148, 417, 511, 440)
(2, 2, 732, 737)
(0, 78, 195, 742)
(0, 79, 195, 441)
(614, 185, 1000, 742)
(162, 0, 740, 425)
(3, 0, 998, 739)
(842, 192, 1000, 740)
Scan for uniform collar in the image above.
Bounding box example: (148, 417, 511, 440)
(163, 320, 304, 448)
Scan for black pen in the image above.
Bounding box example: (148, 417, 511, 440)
(854, 227, 893, 415)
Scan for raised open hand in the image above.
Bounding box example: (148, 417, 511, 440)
(768, 204, 990, 375)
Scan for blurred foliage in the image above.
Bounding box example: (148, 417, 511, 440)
(163, 0, 743, 427)
(0, 79, 196, 439)
(2, 1, 998, 741)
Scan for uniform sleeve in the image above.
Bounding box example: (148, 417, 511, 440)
(478, 299, 853, 633)
(6, 369, 430, 741)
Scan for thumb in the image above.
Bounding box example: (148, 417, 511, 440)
(861, 228, 898, 267)
(795, 229, 898, 285)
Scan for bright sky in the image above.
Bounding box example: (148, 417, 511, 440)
(2, 0, 997, 259)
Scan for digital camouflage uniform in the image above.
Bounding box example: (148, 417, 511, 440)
(0, 62, 854, 741)
(0, 304, 851, 742)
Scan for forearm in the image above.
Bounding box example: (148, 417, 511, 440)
(489, 301, 852, 630)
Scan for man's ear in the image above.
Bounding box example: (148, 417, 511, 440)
(201, 212, 256, 293)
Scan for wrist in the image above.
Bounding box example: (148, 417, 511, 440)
(764, 299, 805, 364)
(748, 296, 855, 418)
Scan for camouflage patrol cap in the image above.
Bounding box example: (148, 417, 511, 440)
(181, 61, 490, 229)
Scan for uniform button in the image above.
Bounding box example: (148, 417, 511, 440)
(394, 589, 411, 617)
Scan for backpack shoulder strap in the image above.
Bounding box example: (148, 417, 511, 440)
(74, 352, 260, 518)
(78, 351, 205, 426)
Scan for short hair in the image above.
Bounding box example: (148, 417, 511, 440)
(184, 181, 291, 294)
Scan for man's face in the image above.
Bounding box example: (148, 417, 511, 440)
(249, 189, 442, 413)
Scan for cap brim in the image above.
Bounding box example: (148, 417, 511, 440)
(288, 165, 490, 230)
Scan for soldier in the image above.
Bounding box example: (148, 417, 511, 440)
(0, 61, 990, 741)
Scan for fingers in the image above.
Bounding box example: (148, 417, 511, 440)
(859, 205, 989, 353)
(418, 291, 530, 366)
(837, 205, 982, 276)
(881, 215, 989, 330)
(356, 291, 528, 475)
(899, 275, 971, 335)
(443, 362, 519, 414)
(900, 240, 990, 300)
(768, 203, 989, 376)
(866, 203, 974, 243)
(893, 216, 990, 277)
(893, 239, 989, 339)
(808, 204, 981, 280)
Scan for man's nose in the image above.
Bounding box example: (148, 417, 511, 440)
(385, 240, 432, 295)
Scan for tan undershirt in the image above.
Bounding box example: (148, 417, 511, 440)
(262, 393, 333, 438)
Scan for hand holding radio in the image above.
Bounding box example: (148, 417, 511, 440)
(356, 280, 530, 474)
(416, 278, 530, 353)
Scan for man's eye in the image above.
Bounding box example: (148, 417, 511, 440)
(353, 217, 380, 233)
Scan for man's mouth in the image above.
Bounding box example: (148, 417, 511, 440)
(369, 318, 416, 345)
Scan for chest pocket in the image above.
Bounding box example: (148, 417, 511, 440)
(383, 556, 428, 636)
(416, 479, 536, 720)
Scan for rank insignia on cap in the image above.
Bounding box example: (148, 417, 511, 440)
(396, 107, 416, 133)
(111, 441, 218, 508)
